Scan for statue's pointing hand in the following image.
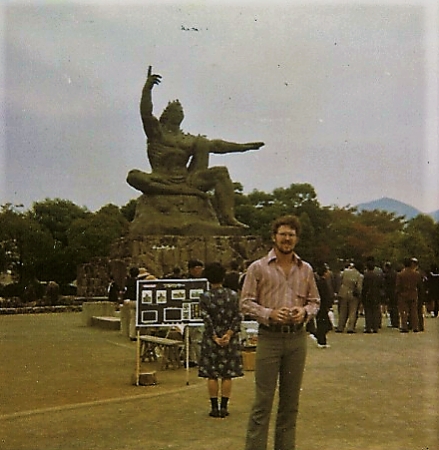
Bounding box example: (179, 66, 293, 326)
(247, 142, 265, 150)
(146, 65, 162, 89)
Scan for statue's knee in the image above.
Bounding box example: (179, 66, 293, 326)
(128, 169, 140, 178)
(127, 170, 138, 184)
(127, 169, 148, 188)
(212, 166, 230, 179)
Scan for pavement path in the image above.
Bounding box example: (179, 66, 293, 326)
(0, 312, 437, 450)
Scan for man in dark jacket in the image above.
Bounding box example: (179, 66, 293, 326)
(383, 262, 398, 328)
(361, 257, 384, 333)
(396, 258, 423, 333)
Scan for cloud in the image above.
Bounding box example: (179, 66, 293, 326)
(1, 1, 437, 213)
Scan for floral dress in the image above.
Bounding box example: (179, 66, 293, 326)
(198, 287, 244, 379)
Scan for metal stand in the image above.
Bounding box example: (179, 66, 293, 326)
(185, 325, 190, 385)
(135, 329, 141, 386)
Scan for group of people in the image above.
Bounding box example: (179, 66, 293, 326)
(194, 225, 439, 450)
(110, 215, 437, 450)
(333, 256, 438, 335)
(107, 267, 157, 304)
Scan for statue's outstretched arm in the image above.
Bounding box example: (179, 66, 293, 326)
(208, 139, 264, 155)
(140, 66, 162, 139)
(188, 137, 264, 173)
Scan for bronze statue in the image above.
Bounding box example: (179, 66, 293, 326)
(127, 66, 264, 228)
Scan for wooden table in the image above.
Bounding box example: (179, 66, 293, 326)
(139, 335, 184, 370)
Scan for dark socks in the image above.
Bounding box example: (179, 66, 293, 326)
(220, 397, 229, 417)
(209, 397, 219, 417)
(210, 397, 218, 409)
(209, 397, 230, 418)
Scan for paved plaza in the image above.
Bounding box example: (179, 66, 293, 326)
(0, 312, 437, 450)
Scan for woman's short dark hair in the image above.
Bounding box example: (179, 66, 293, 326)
(271, 215, 301, 237)
(203, 262, 226, 284)
(188, 259, 204, 269)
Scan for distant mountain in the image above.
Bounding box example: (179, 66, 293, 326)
(355, 197, 439, 221)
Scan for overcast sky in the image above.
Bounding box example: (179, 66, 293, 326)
(1, 0, 438, 213)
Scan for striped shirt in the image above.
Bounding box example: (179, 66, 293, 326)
(240, 249, 320, 325)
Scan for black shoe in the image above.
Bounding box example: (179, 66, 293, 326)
(219, 408, 229, 418)
(347, 330, 355, 334)
(335, 329, 343, 333)
(209, 409, 220, 418)
(400, 329, 409, 333)
(364, 330, 372, 334)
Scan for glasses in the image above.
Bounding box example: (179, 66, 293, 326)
(277, 232, 297, 238)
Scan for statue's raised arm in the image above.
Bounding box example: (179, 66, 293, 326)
(140, 66, 162, 140)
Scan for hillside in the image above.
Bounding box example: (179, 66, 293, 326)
(355, 197, 438, 221)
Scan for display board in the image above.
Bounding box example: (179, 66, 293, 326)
(136, 278, 208, 327)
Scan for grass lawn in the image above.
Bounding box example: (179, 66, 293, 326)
(0, 312, 437, 450)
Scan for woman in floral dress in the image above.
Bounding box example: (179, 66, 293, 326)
(198, 262, 244, 418)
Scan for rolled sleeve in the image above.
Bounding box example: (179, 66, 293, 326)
(303, 267, 320, 319)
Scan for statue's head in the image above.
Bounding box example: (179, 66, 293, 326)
(160, 100, 184, 127)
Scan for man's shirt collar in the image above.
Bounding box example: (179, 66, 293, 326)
(268, 248, 303, 267)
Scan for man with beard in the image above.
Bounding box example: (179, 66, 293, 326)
(240, 215, 320, 450)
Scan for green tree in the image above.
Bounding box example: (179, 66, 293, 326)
(120, 199, 137, 222)
(67, 204, 129, 262)
(326, 207, 360, 263)
(30, 198, 89, 246)
(0, 204, 54, 285)
(26, 199, 90, 285)
(235, 183, 327, 243)
(235, 183, 332, 267)
(325, 207, 407, 268)
(400, 215, 437, 270)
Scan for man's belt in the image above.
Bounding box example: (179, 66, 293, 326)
(260, 323, 304, 333)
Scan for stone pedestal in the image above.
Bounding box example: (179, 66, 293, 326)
(110, 234, 266, 279)
(76, 235, 266, 297)
(130, 194, 243, 237)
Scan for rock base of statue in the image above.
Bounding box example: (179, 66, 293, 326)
(109, 234, 266, 281)
(129, 194, 243, 237)
(76, 234, 266, 297)
(76, 194, 267, 297)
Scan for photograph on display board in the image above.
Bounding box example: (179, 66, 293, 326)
(141, 290, 153, 304)
(164, 308, 182, 322)
(171, 289, 186, 300)
(190, 288, 204, 299)
(136, 278, 207, 327)
(182, 303, 190, 320)
(142, 310, 158, 324)
(156, 290, 167, 304)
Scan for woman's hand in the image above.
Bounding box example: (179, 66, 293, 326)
(213, 331, 233, 347)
